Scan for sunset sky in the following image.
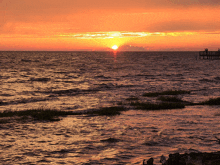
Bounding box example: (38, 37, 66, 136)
(0, 0, 219, 51)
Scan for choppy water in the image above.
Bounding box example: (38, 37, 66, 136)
(0, 51, 220, 164)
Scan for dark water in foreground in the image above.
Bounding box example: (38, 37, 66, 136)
(0, 51, 220, 164)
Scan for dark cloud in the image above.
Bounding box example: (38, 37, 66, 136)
(118, 45, 146, 51)
(146, 20, 220, 32)
(169, 0, 220, 6)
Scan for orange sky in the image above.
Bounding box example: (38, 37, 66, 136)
(0, 0, 219, 51)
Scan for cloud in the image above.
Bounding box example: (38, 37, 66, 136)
(146, 20, 220, 32)
(60, 31, 197, 39)
(118, 45, 146, 51)
(0, 0, 219, 36)
(68, 32, 149, 39)
(1, 0, 219, 23)
(169, 0, 220, 6)
(144, 7, 220, 32)
(1, 0, 220, 17)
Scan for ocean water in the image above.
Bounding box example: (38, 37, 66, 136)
(0, 51, 220, 164)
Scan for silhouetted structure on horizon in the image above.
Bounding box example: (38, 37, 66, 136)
(199, 48, 220, 59)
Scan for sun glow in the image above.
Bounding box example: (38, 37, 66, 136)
(112, 45, 118, 50)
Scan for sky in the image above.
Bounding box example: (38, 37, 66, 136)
(0, 0, 219, 51)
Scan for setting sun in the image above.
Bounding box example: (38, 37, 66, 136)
(112, 45, 118, 50)
(0, 1, 219, 51)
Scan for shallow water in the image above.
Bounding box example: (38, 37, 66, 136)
(1, 106, 220, 164)
(0, 51, 220, 164)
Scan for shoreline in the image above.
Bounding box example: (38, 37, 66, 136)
(144, 151, 220, 165)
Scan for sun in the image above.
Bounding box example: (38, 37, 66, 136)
(112, 45, 118, 50)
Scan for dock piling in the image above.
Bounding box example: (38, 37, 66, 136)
(199, 49, 220, 60)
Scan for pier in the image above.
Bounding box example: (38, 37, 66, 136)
(199, 48, 220, 60)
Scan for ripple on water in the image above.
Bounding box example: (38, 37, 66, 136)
(0, 107, 219, 164)
(1, 52, 220, 164)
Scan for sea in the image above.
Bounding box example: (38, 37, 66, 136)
(0, 51, 220, 164)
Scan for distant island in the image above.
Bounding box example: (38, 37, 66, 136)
(118, 45, 147, 51)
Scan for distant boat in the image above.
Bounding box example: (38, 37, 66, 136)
(199, 48, 220, 60)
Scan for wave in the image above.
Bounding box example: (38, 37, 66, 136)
(38, 88, 100, 97)
(21, 59, 40, 62)
(0, 93, 14, 97)
(0, 97, 53, 106)
(34, 83, 139, 97)
(94, 83, 139, 91)
(21, 59, 32, 62)
(94, 75, 111, 80)
(29, 77, 51, 82)
(214, 77, 220, 81)
(199, 78, 220, 83)
(0, 76, 10, 80)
